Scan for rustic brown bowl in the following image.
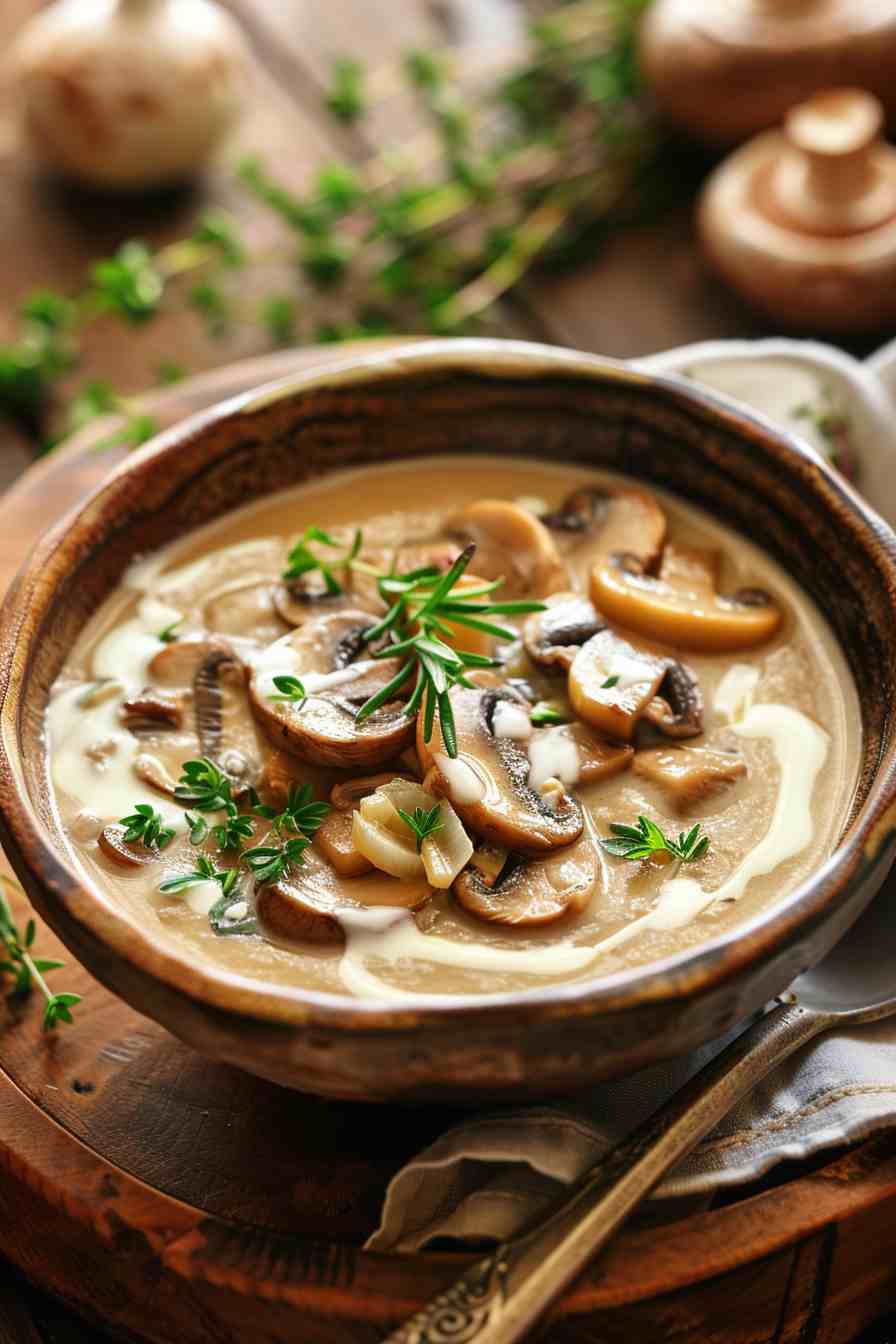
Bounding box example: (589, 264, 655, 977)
(2, 338, 896, 1103)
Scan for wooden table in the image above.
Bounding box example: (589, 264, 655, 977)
(0, 3, 894, 1340)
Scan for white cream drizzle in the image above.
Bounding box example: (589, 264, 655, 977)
(528, 727, 579, 791)
(336, 692, 829, 1000)
(47, 592, 185, 829)
(337, 908, 594, 1002)
(714, 663, 760, 723)
(582, 701, 830, 961)
(249, 631, 377, 699)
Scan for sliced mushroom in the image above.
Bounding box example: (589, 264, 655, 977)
(642, 661, 704, 740)
(542, 486, 667, 576)
(147, 637, 262, 796)
(445, 500, 567, 598)
(633, 746, 746, 811)
(255, 847, 430, 946)
(314, 811, 374, 877)
(98, 823, 160, 867)
(248, 612, 415, 768)
(453, 831, 597, 927)
(590, 543, 782, 653)
(330, 772, 413, 810)
(419, 685, 583, 852)
(523, 592, 606, 672)
(467, 843, 510, 888)
(529, 721, 634, 787)
(205, 578, 287, 643)
(121, 688, 185, 732)
(568, 630, 668, 742)
(273, 571, 369, 627)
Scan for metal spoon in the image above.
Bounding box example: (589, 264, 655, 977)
(384, 887, 896, 1344)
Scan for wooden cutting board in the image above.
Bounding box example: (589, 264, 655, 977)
(1, 344, 895, 1343)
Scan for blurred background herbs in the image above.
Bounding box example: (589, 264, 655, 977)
(0, 0, 659, 452)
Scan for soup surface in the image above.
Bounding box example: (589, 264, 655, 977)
(46, 456, 861, 1002)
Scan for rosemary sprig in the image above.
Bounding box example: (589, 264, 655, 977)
(282, 526, 363, 595)
(398, 804, 443, 853)
(356, 542, 543, 757)
(118, 803, 175, 850)
(0, 875, 80, 1029)
(601, 817, 710, 865)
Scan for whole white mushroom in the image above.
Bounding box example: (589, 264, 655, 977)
(12, 0, 249, 190)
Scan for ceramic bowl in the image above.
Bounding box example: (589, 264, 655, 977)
(2, 338, 896, 1103)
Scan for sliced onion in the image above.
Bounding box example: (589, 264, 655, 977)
(421, 799, 473, 889)
(352, 812, 424, 879)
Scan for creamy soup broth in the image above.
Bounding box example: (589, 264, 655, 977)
(46, 456, 861, 1002)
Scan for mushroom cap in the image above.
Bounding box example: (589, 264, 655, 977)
(453, 831, 597, 926)
(98, 823, 161, 868)
(633, 745, 746, 811)
(248, 612, 415, 767)
(419, 685, 583, 853)
(523, 592, 606, 671)
(542, 486, 667, 580)
(591, 544, 782, 653)
(445, 500, 567, 598)
(643, 660, 704, 740)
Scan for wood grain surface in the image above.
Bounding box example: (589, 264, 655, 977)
(0, 346, 890, 1342)
(0, 0, 894, 1338)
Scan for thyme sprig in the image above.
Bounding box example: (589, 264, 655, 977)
(119, 803, 175, 850)
(398, 804, 443, 853)
(0, 1, 659, 448)
(282, 526, 363, 595)
(356, 542, 543, 757)
(600, 817, 710, 865)
(159, 852, 239, 896)
(0, 875, 80, 1029)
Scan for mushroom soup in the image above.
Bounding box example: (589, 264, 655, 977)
(46, 456, 861, 1002)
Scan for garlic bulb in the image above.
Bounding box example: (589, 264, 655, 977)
(13, 0, 248, 189)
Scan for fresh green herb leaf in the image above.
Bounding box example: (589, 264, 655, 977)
(600, 816, 711, 865)
(242, 836, 310, 885)
(212, 811, 256, 852)
(326, 57, 366, 124)
(0, 874, 79, 1029)
(601, 674, 620, 689)
(185, 812, 209, 846)
(157, 618, 181, 643)
(174, 758, 233, 813)
(208, 888, 257, 937)
(398, 804, 443, 853)
(282, 526, 362, 594)
(158, 852, 238, 894)
(118, 803, 175, 850)
(268, 674, 307, 706)
(530, 702, 569, 726)
(91, 241, 164, 324)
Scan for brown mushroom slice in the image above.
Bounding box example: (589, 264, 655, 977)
(590, 543, 782, 653)
(205, 578, 287, 643)
(418, 685, 583, 853)
(248, 613, 414, 768)
(121, 687, 185, 732)
(454, 832, 597, 927)
(523, 592, 606, 672)
(98, 823, 159, 868)
(129, 728, 200, 798)
(542, 486, 667, 573)
(445, 500, 567, 598)
(568, 630, 667, 742)
(273, 571, 370, 627)
(642, 660, 704, 740)
(256, 848, 430, 947)
(467, 843, 510, 888)
(530, 721, 634, 786)
(314, 811, 374, 877)
(633, 746, 746, 811)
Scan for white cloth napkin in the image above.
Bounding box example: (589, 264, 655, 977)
(367, 340, 896, 1255)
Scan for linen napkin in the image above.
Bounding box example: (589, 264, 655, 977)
(366, 342, 896, 1254)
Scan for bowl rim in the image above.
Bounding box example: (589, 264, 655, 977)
(3, 335, 896, 1034)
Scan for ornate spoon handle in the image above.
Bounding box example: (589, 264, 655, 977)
(382, 1001, 827, 1344)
